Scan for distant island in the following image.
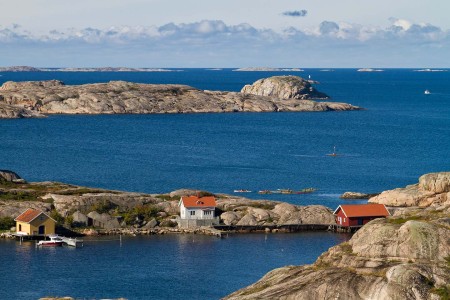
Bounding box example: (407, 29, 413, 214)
(413, 68, 448, 72)
(0, 66, 177, 72)
(357, 68, 384, 72)
(0, 76, 362, 119)
(233, 67, 304, 72)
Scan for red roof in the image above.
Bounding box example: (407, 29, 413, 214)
(334, 204, 390, 218)
(180, 196, 216, 208)
(14, 208, 46, 223)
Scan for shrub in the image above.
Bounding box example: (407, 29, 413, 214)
(0, 190, 38, 201)
(49, 210, 65, 224)
(0, 217, 15, 230)
(89, 200, 118, 214)
(159, 220, 177, 227)
(122, 205, 159, 225)
(431, 285, 450, 300)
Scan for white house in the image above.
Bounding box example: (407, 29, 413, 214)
(178, 195, 216, 220)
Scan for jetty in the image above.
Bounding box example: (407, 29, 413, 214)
(8, 233, 83, 247)
(214, 224, 331, 233)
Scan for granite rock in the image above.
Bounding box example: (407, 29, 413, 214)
(225, 173, 450, 300)
(369, 172, 450, 207)
(241, 75, 329, 100)
(0, 80, 361, 119)
(340, 192, 380, 199)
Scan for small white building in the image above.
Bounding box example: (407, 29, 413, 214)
(178, 195, 218, 228)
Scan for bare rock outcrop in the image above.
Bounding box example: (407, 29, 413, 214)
(369, 172, 450, 207)
(0, 103, 45, 119)
(0, 170, 24, 182)
(225, 210, 450, 300)
(241, 76, 329, 100)
(0, 200, 52, 218)
(340, 191, 380, 199)
(0, 80, 361, 118)
(48, 192, 160, 217)
(217, 198, 335, 226)
(225, 173, 450, 300)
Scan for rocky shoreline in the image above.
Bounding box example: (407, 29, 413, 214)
(0, 170, 336, 236)
(2, 169, 448, 299)
(224, 172, 450, 300)
(0, 76, 361, 119)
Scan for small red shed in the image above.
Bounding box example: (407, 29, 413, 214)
(333, 204, 390, 227)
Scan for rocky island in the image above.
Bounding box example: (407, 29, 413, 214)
(225, 172, 450, 300)
(0, 170, 335, 235)
(0, 76, 361, 119)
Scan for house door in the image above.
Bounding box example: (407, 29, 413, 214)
(358, 218, 363, 225)
(38, 225, 45, 234)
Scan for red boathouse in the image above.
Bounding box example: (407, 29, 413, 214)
(333, 204, 390, 227)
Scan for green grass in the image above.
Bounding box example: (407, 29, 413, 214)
(0, 190, 39, 201)
(431, 285, 450, 300)
(387, 215, 425, 224)
(57, 188, 110, 195)
(340, 242, 356, 255)
(248, 203, 276, 210)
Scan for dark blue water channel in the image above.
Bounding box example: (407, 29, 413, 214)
(0, 69, 449, 299)
(0, 233, 350, 300)
(1, 69, 449, 206)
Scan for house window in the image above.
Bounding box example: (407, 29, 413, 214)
(190, 211, 195, 216)
(204, 211, 211, 215)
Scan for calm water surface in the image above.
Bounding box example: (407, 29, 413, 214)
(0, 69, 449, 299)
(0, 233, 350, 300)
(1, 69, 449, 207)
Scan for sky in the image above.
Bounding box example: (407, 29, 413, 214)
(1, 0, 449, 67)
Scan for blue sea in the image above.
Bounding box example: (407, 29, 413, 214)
(1, 68, 449, 299)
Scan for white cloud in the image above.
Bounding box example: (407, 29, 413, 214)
(0, 19, 449, 67)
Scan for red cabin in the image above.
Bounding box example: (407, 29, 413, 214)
(333, 204, 390, 227)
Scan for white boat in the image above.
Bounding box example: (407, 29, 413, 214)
(61, 236, 83, 247)
(424, 89, 431, 95)
(37, 235, 64, 247)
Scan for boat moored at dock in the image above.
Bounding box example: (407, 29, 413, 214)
(35, 234, 83, 247)
(36, 235, 64, 247)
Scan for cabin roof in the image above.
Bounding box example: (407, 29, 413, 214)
(14, 208, 54, 223)
(180, 196, 216, 208)
(334, 204, 390, 218)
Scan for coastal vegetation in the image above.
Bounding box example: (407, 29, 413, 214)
(0, 170, 336, 234)
(0, 216, 14, 230)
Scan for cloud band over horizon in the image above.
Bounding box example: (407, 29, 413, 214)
(0, 18, 449, 67)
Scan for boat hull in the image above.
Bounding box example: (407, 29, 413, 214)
(37, 242, 63, 247)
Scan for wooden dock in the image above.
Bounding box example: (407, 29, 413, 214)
(213, 224, 331, 233)
(10, 234, 83, 247)
(327, 224, 362, 233)
(213, 224, 363, 233)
